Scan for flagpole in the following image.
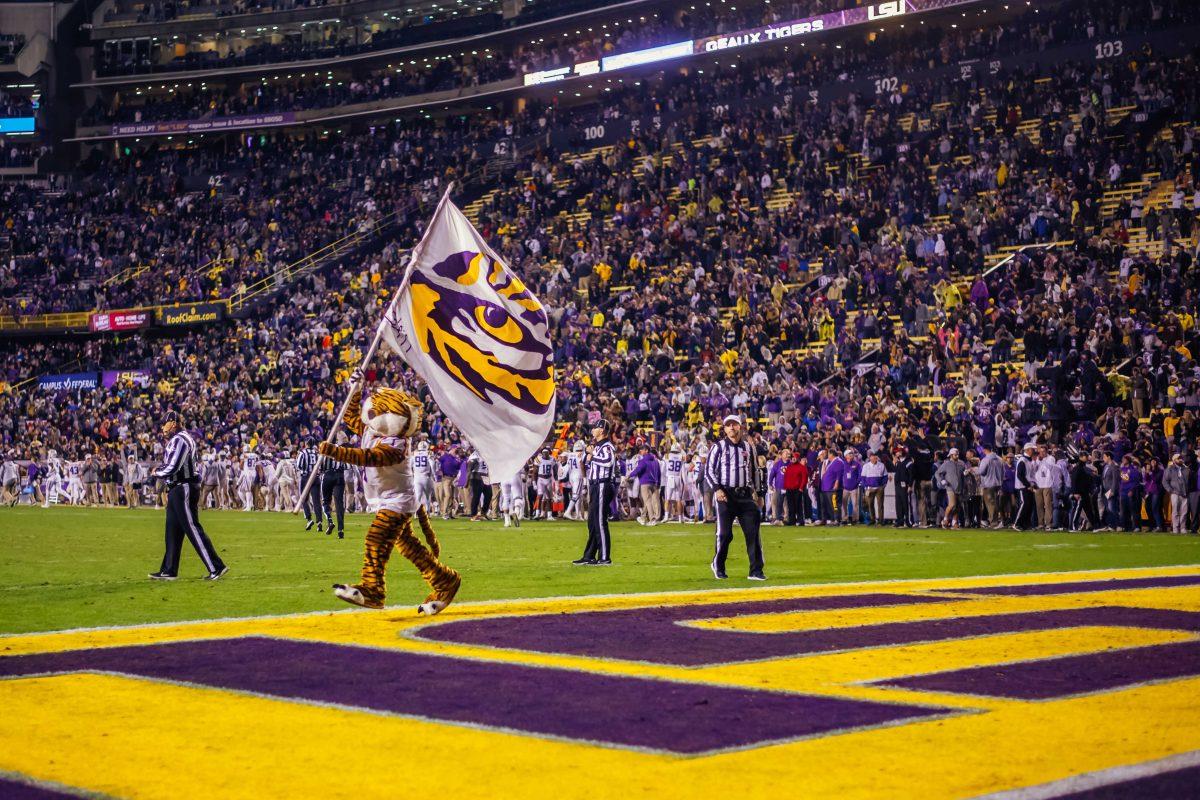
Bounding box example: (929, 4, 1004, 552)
(290, 254, 409, 514)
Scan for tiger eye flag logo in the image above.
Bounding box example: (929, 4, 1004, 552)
(383, 188, 555, 480)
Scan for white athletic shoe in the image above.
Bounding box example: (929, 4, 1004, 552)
(503, 513, 511, 528)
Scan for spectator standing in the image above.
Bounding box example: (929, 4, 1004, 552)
(1163, 453, 1188, 534)
(860, 452, 888, 525)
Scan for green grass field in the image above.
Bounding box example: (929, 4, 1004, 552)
(1, 506, 1198, 635)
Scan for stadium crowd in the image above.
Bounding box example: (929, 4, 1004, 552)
(83, 0, 1197, 125)
(1, 0, 1199, 535)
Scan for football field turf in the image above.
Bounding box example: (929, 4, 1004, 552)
(2, 506, 1200, 634)
(2, 507, 1199, 799)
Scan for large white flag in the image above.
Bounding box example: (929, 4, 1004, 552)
(382, 188, 556, 480)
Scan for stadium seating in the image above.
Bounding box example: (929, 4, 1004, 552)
(0, 0, 1197, 532)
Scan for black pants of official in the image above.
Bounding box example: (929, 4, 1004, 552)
(321, 472, 345, 535)
(713, 491, 764, 575)
(582, 480, 614, 562)
(1071, 492, 1099, 531)
(160, 480, 225, 577)
(895, 485, 911, 526)
(301, 472, 323, 524)
(1014, 488, 1037, 529)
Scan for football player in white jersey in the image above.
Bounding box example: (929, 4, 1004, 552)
(260, 455, 278, 512)
(411, 440, 437, 514)
(275, 451, 299, 512)
(663, 443, 687, 523)
(43, 449, 63, 507)
(66, 458, 86, 505)
(500, 464, 526, 528)
(532, 448, 556, 519)
(624, 449, 641, 520)
(238, 447, 260, 511)
(217, 450, 234, 509)
(563, 441, 587, 520)
(685, 452, 703, 523)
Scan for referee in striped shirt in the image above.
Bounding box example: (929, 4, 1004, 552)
(575, 419, 616, 565)
(318, 444, 347, 538)
(296, 441, 322, 531)
(704, 414, 766, 581)
(149, 412, 227, 581)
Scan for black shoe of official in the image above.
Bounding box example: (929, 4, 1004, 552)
(325, 526, 332, 536)
(338, 532, 344, 539)
(205, 566, 229, 581)
(711, 561, 728, 580)
(748, 571, 767, 581)
(305, 519, 315, 531)
(591, 559, 613, 566)
(148, 572, 177, 581)
(572, 558, 596, 565)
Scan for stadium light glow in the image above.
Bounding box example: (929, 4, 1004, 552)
(601, 40, 694, 72)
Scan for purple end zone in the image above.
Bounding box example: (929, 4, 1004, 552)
(879, 640, 1200, 699)
(0, 778, 81, 799)
(417, 595, 1200, 667)
(933, 574, 1200, 596)
(1048, 765, 1200, 799)
(419, 593, 956, 666)
(0, 637, 942, 755)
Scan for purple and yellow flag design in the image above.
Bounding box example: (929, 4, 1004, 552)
(383, 188, 555, 479)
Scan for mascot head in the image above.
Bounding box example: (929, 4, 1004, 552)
(361, 386, 423, 438)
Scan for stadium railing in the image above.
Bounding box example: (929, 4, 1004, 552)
(0, 300, 233, 334)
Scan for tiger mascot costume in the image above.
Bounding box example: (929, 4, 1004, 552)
(319, 376, 461, 615)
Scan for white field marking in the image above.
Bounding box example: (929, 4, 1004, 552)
(2, 564, 1199, 639)
(973, 750, 1200, 800)
(789, 536, 953, 544)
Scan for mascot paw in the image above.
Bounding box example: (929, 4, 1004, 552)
(333, 583, 383, 609)
(417, 574, 461, 616)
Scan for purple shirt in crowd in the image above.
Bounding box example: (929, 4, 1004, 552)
(820, 457, 846, 492)
(439, 452, 462, 483)
(843, 460, 862, 491)
(630, 453, 661, 486)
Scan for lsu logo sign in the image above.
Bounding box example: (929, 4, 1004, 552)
(868, 0, 907, 19)
(1, 567, 1198, 798)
